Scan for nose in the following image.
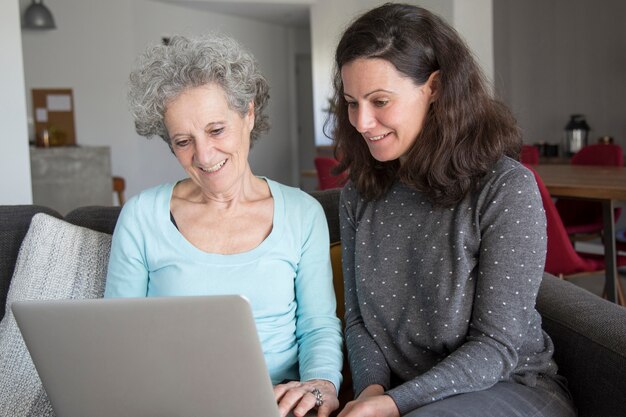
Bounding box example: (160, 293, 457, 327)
(192, 138, 215, 165)
(353, 105, 376, 133)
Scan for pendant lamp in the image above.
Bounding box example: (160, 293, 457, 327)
(22, 0, 57, 30)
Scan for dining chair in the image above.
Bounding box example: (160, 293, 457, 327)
(112, 176, 126, 206)
(527, 164, 626, 306)
(314, 157, 347, 190)
(555, 143, 623, 237)
(519, 144, 540, 165)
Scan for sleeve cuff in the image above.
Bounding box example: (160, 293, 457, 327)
(302, 371, 343, 395)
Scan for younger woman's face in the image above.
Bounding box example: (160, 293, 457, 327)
(341, 58, 437, 162)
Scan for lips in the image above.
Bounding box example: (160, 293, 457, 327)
(198, 159, 227, 173)
(366, 132, 390, 141)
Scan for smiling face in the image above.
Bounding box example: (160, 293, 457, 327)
(164, 84, 254, 196)
(341, 58, 437, 162)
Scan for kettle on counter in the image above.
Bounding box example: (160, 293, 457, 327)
(564, 114, 590, 156)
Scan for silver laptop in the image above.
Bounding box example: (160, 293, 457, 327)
(12, 295, 287, 417)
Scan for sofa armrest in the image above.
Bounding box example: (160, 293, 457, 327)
(536, 273, 626, 417)
(309, 189, 341, 244)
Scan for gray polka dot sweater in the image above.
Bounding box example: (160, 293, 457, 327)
(340, 157, 558, 414)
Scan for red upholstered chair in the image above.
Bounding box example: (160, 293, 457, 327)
(555, 143, 623, 236)
(520, 144, 539, 165)
(527, 164, 626, 305)
(314, 157, 347, 190)
(571, 143, 623, 166)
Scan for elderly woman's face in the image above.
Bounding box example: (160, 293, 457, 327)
(164, 84, 254, 194)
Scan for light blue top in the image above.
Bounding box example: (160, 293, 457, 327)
(104, 178, 343, 391)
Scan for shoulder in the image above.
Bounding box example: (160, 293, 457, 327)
(339, 180, 402, 212)
(118, 182, 175, 224)
(474, 157, 541, 214)
(480, 157, 537, 192)
(339, 181, 360, 206)
(267, 178, 324, 214)
(265, 179, 329, 243)
(126, 182, 175, 206)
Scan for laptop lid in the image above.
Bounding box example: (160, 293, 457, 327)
(12, 295, 281, 417)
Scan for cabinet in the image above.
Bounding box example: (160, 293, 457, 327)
(30, 146, 112, 215)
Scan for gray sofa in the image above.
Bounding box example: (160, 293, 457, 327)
(1, 188, 625, 416)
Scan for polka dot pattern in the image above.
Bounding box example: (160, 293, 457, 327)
(339, 158, 557, 413)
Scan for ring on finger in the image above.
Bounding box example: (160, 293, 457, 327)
(311, 387, 324, 407)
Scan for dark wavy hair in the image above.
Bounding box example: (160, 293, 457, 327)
(329, 3, 521, 206)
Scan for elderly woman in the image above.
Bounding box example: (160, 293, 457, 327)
(104, 34, 342, 417)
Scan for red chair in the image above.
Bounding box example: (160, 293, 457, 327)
(527, 164, 626, 305)
(314, 157, 347, 190)
(571, 143, 623, 166)
(555, 144, 623, 236)
(112, 176, 126, 206)
(520, 144, 539, 165)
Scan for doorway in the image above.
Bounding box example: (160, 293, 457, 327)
(295, 53, 317, 191)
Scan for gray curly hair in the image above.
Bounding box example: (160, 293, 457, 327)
(128, 34, 270, 146)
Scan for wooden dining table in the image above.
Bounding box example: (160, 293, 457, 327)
(533, 164, 626, 303)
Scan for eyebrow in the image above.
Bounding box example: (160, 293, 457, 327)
(170, 121, 225, 140)
(343, 89, 394, 99)
(170, 133, 191, 141)
(204, 121, 226, 129)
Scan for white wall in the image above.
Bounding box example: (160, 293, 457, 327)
(453, 0, 493, 88)
(1, 0, 32, 204)
(287, 26, 313, 185)
(20, 0, 136, 199)
(310, 0, 363, 147)
(15, 0, 495, 204)
(310, 0, 492, 146)
(20, 0, 296, 201)
(494, 0, 626, 151)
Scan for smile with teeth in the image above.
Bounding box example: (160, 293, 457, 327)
(367, 133, 390, 141)
(198, 159, 227, 173)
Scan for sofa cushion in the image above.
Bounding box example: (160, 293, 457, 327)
(0, 206, 63, 321)
(329, 242, 355, 407)
(65, 205, 122, 235)
(0, 213, 111, 416)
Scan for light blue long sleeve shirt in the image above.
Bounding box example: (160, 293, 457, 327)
(104, 178, 343, 391)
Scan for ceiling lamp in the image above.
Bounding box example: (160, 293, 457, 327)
(22, 0, 57, 30)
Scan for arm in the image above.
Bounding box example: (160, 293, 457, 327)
(336, 185, 400, 417)
(104, 197, 149, 297)
(340, 186, 392, 396)
(386, 166, 548, 413)
(294, 197, 344, 392)
(276, 196, 343, 417)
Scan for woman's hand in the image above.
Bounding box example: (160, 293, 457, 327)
(336, 385, 400, 417)
(355, 384, 385, 399)
(274, 379, 339, 417)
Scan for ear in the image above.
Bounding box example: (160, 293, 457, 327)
(246, 101, 255, 130)
(424, 70, 440, 103)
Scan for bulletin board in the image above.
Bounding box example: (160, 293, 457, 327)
(32, 88, 76, 147)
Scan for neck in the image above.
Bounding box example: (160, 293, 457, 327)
(198, 168, 267, 208)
